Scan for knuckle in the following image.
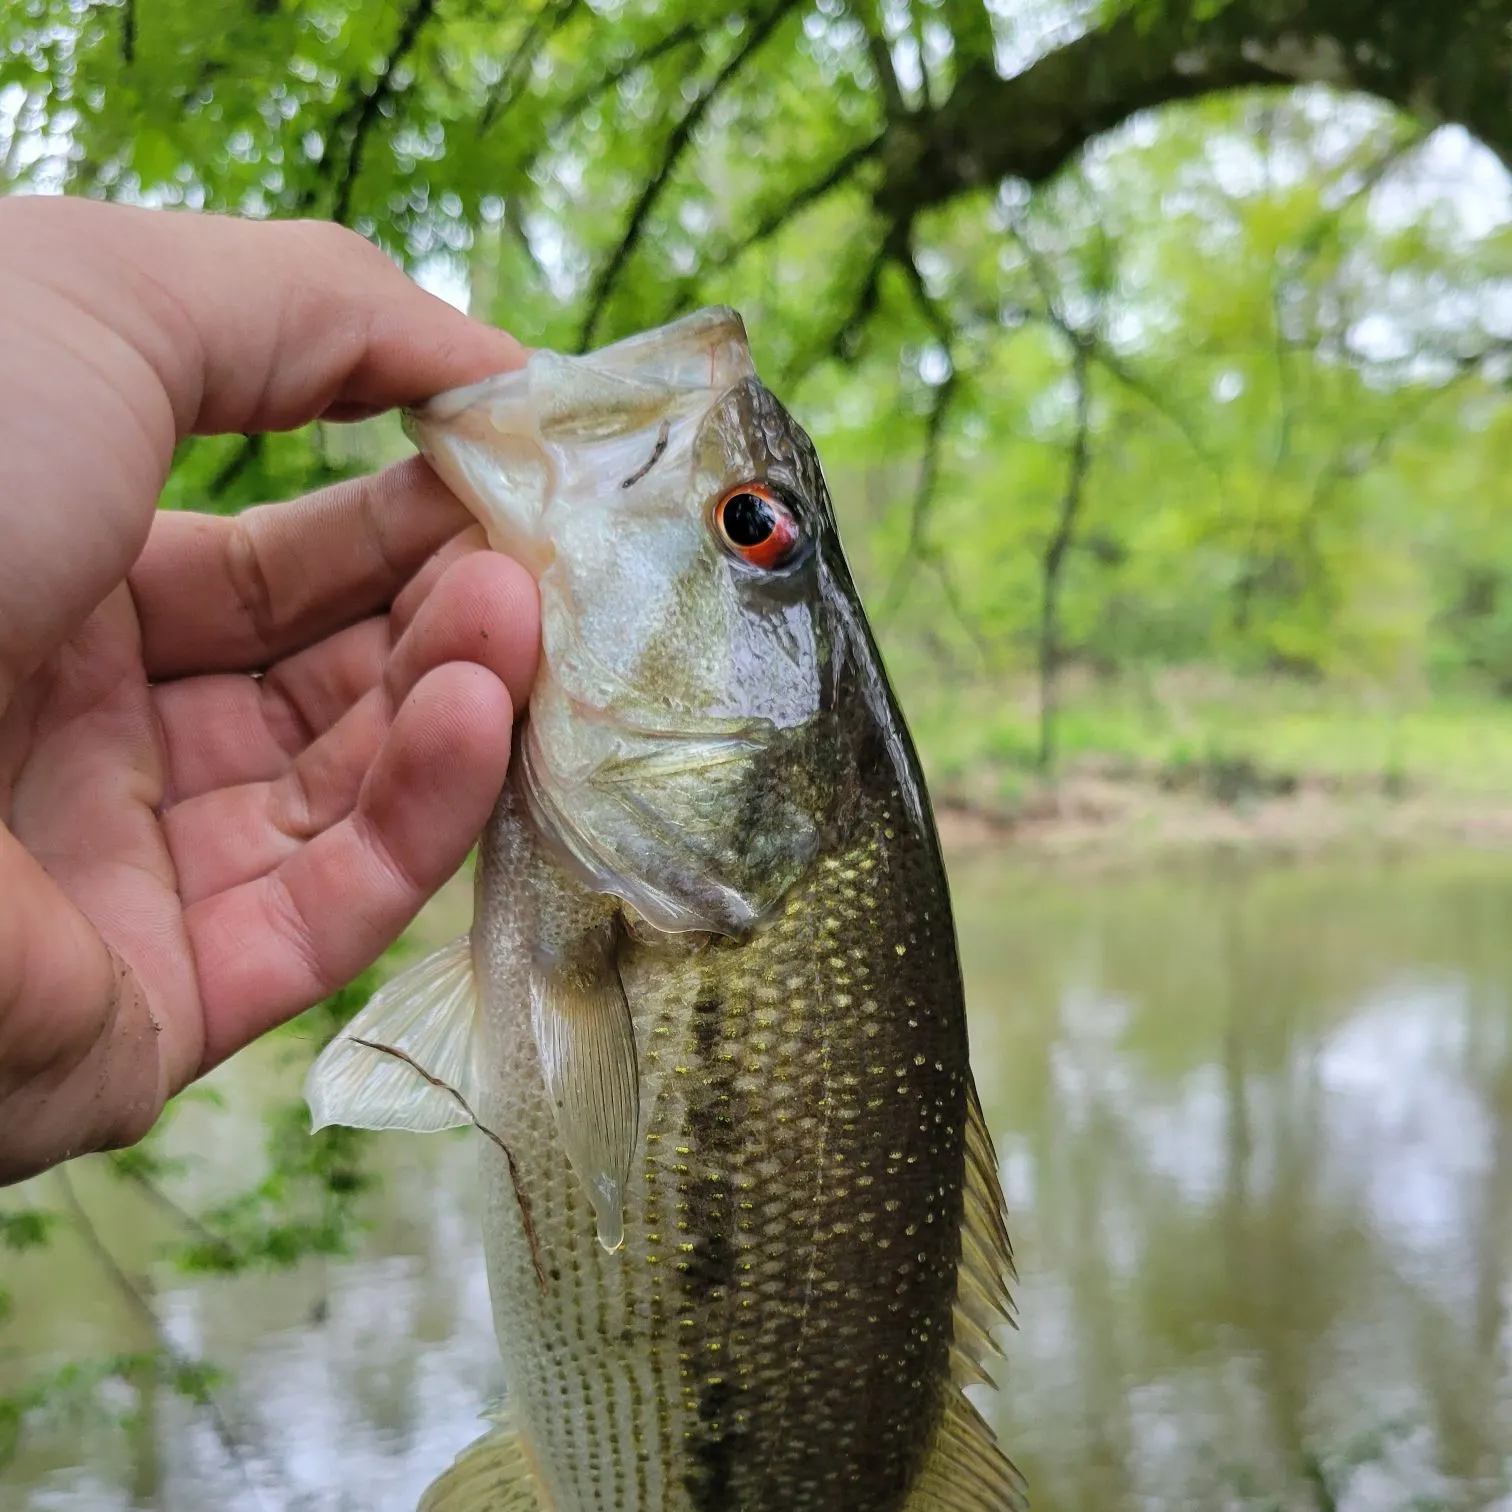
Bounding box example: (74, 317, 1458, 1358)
(266, 872, 333, 999)
(224, 512, 280, 648)
(291, 217, 387, 270)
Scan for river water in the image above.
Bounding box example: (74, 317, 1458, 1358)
(6, 850, 1512, 1511)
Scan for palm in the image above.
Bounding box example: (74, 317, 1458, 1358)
(0, 472, 538, 1178)
(0, 197, 536, 1182)
(2, 584, 182, 1142)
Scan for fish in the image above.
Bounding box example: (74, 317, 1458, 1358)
(304, 307, 1020, 1512)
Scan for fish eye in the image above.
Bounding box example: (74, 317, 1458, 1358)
(713, 482, 803, 571)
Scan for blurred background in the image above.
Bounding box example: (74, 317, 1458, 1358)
(5, 1, 1512, 1508)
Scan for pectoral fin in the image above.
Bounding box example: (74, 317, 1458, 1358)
(304, 937, 482, 1134)
(530, 923, 639, 1253)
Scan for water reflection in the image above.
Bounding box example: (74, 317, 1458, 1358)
(958, 852, 1512, 1511)
(8, 852, 1512, 1510)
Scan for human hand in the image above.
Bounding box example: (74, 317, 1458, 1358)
(0, 197, 538, 1181)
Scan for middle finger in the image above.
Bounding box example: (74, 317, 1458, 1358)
(153, 614, 394, 803)
(162, 550, 538, 903)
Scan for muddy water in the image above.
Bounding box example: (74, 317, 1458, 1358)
(7, 851, 1512, 1511)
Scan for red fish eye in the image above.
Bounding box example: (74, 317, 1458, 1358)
(714, 482, 801, 570)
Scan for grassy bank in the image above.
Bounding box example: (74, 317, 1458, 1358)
(900, 669, 1512, 859)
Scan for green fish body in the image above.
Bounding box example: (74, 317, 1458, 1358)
(306, 310, 1018, 1512)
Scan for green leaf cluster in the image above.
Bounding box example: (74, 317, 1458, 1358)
(7, 0, 1512, 1487)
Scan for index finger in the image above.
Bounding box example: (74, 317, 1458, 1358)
(0, 197, 526, 438)
(0, 198, 525, 712)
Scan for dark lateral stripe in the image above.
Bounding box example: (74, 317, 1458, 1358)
(691, 988, 722, 1060)
(681, 983, 744, 1511)
(692, 1377, 739, 1512)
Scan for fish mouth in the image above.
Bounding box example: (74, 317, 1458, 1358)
(404, 386, 496, 427)
(405, 306, 754, 425)
(402, 307, 760, 578)
(564, 305, 753, 392)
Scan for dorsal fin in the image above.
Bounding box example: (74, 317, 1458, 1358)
(905, 1076, 1025, 1511)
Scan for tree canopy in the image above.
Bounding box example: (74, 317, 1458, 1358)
(6, 0, 1512, 758)
(7, 0, 1512, 1490)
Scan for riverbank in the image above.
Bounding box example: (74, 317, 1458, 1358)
(931, 765, 1512, 862)
(904, 670, 1512, 864)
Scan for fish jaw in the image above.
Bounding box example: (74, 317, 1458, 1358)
(403, 306, 756, 578)
(407, 311, 839, 939)
(564, 305, 755, 392)
(401, 376, 555, 576)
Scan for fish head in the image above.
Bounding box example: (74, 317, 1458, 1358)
(407, 308, 856, 936)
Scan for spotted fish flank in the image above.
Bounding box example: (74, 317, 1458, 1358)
(305, 308, 1020, 1512)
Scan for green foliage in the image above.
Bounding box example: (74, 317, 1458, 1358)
(0, 1206, 57, 1252)
(171, 1117, 375, 1275)
(6, 0, 1512, 1497)
(0, 963, 385, 1472)
(0, 1204, 57, 1336)
(135, 963, 382, 1275)
(1, 1352, 152, 1467)
(5, 0, 1510, 733)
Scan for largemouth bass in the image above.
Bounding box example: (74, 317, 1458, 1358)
(305, 308, 1018, 1512)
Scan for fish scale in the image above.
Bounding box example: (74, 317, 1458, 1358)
(467, 789, 970, 1507)
(305, 308, 1020, 1512)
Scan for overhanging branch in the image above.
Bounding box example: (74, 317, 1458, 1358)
(479, 0, 582, 133)
(664, 134, 884, 318)
(854, 1, 906, 121)
(576, 1, 801, 350)
(879, 238, 996, 668)
(869, 0, 1512, 231)
(1038, 339, 1094, 775)
(55, 1167, 264, 1499)
(550, 20, 703, 128)
(874, 11, 1286, 223)
(322, 0, 440, 226)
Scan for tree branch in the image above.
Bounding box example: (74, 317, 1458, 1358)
(1038, 339, 1093, 775)
(479, 0, 582, 134)
(54, 1167, 266, 1503)
(1089, 345, 1218, 476)
(883, 361, 956, 611)
(878, 239, 997, 666)
(1232, 119, 1428, 627)
(109, 1158, 239, 1269)
(207, 432, 265, 502)
(854, 1, 906, 121)
(326, 0, 440, 228)
(665, 134, 884, 318)
(503, 196, 550, 285)
(782, 217, 914, 389)
(550, 20, 703, 127)
(1001, 215, 1071, 333)
(906, 0, 934, 112)
(576, 1, 801, 349)
(829, 229, 897, 364)
(886, 245, 959, 605)
(868, 0, 1512, 231)
(875, 14, 1284, 222)
(897, 241, 952, 347)
(1307, 373, 1467, 523)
